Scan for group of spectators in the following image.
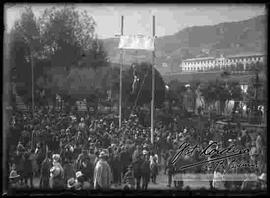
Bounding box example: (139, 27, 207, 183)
(7, 106, 267, 191)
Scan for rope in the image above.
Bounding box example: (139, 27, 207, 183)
(132, 67, 150, 112)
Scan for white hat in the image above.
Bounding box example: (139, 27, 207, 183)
(228, 139, 233, 142)
(142, 150, 149, 155)
(52, 154, 60, 162)
(9, 170, 20, 179)
(185, 84, 191, 88)
(69, 146, 74, 152)
(50, 166, 60, 177)
(209, 140, 214, 145)
(99, 151, 107, 158)
(67, 177, 76, 188)
(76, 171, 83, 178)
(258, 173, 266, 181)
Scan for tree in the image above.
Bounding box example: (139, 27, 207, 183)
(201, 79, 231, 115)
(9, 6, 41, 104)
(181, 48, 194, 60)
(39, 6, 96, 70)
(122, 62, 165, 109)
(9, 6, 110, 105)
(167, 80, 186, 105)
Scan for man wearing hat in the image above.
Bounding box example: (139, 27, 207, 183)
(165, 150, 175, 188)
(141, 150, 151, 190)
(40, 151, 52, 189)
(63, 155, 76, 186)
(93, 151, 113, 190)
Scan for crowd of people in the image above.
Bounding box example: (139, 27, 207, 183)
(7, 106, 267, 191)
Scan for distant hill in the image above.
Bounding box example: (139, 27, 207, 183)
(102, 15, 266, 75)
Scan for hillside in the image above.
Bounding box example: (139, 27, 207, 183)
(102, 15, 266, 75)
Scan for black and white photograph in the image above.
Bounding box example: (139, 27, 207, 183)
(2, 3, 267, 196)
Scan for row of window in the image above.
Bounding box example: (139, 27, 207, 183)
(182, 64, 253, 71)
(183, 56, 263, 66)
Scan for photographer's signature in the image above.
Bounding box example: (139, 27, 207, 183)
(171, 141, 251, 172)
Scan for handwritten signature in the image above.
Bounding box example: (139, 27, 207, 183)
(171, 142, 250, 172)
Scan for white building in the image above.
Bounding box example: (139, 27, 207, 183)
(180, 53, 266, 73)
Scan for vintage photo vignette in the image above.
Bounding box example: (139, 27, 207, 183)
(2, 2, 269, 196)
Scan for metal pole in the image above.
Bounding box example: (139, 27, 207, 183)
(119, 16, 124, 129)
(31, 50, 35, 115)
(151, 16, 155, 144)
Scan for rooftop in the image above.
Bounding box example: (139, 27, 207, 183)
(183, 57, 215, 62)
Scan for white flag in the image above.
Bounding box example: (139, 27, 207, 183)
(118, 35, 155, 51)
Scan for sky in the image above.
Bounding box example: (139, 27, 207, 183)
(4, 3, 266, 39)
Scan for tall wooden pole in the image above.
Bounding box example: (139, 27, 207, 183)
(31, 51, 35, 115)
(151, 16, 155, 144)
(119, 16, 124, 129)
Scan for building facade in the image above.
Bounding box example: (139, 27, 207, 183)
(180, 53, 266, 73)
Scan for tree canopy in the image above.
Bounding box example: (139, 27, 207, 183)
(9, 6, 109, 104)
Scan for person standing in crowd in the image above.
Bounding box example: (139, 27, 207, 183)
(22, 151, 33, 188)
(80, 157, 94, 186)
(132, 148, 143, 190)
(120, 146, 130, 178)
(49, 154, 64, 189)
(141, 150, 151, 190)
(36, 142, 46, 175)
(89, 147, 97, 167)
(150, 155, 158, 184)
(111, 147, 121, 187)
(29, 148, 39, 177)
(76, 148, 90, 171)
(123, 164, 135, 190)
(255, 130, 263, 155)
(132, 145, 141, 162)
(63, 156, 76, 187)
(93, 151, 112, 190)
(165, 150, 175, 188)
(40, 151, 52, 189)
(14, 142, 25, 185)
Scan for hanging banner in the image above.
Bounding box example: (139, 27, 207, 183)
(118, 35, 155, 51)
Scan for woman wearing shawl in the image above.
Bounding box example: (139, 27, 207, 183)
(50, 154, 64, 189)
(93, 151, 113, 190)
